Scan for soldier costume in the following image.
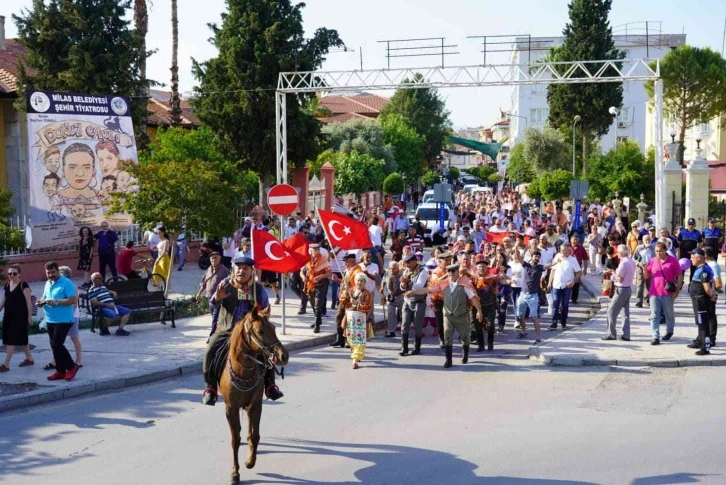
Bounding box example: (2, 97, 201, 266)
(429, 252, 454, 348)
(400, 253, 429, 356)
(303, 244, 332, 333)
(441, 263, 482, 368)
(201, 255, 282, 406)
(473, 256, 499, 351)
(383, 262, 405, 337)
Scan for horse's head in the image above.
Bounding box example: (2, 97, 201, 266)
(239, 307, 289, 367)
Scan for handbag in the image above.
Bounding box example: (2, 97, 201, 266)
(601, 278, 614, 298)
(656, 259, 677, 293)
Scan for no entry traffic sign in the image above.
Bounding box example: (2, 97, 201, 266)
(267, 184, 299, 216)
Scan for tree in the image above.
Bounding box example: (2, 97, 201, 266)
(383, 173, 405, 196)
(142, 126, 259, 205)
(112, 158, 243, 238)
(448, 167, 460, 180)
(646, 46, 726, 163)
(586, 140, 655, 202)
(0, 190, 26, 281)
(170, 0, 182, 126)
(381, 73, 452, 164)
(530, 169, 573, 201)
(14, 0, 151, 146)
(379, 114, 425, 184)
(420, 170, 441, 188)
(468, 165, 494, 183)
(506, 143, 536, 184)
(192, 0, 343, 200)
(522, 127, 571, 174)
(546, 0, 623, 173)
(323, 119, 396, 174)
(330, 150, 385, 195)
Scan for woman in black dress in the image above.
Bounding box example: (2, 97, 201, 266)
(1, 264, 34, 372)
(78, 226, 93, 288)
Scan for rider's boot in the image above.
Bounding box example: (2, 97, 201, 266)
(202, 385, 217, 406)
(264, 367, 284, 401)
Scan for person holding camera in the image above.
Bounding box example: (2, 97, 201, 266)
(644, 241, 683, 345)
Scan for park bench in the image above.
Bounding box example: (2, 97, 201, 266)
(88, 276, 176, 331)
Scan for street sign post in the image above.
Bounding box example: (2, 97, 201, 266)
(267, 184, 299, 216)
(433, 183, 452, 203)
(569, 180, 589, 200)
(573, 199, 582, 231)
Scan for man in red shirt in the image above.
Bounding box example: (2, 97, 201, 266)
(569, 235, 589, 304)
(117, 241, 139, 279)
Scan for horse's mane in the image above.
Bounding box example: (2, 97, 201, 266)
(229, 312, 251, 362)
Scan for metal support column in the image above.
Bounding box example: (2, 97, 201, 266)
(654, 79, 664, 230)
(275, 91, 288, 334)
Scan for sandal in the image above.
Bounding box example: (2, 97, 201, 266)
(19, 359, 35, 367)
(0, 364, 9, 372)
(43, 363, 56, 370)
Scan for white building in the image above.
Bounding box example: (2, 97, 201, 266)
(508, 33, 686, 152)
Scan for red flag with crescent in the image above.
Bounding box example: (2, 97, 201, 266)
(486, 231, 530, 245)
(317, 208, 373, 250)
(282, 233, 311, 265)
(252, 229, 309, 273)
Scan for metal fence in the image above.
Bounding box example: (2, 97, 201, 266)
(2, 216, 205, 258)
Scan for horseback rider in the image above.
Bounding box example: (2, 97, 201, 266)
(202, 255, 283, 406)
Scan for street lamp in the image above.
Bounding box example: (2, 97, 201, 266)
(609, 106, 620, 146)
(572, 115, 581, 176)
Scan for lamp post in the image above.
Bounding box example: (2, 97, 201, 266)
(572, 115, 581, 176)
(608, 106, 620, 148)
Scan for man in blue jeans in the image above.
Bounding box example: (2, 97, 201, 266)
(87, 273, 132, 336)
(38, 261, 80, 381)
(547, 243, 582, 330)
(94, 221, 119, 280)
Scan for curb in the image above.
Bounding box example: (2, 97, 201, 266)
(0, 331, 341, 414)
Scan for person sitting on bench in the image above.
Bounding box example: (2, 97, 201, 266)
(87, 273, 132, 336)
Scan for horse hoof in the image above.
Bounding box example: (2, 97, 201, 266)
(230, 474, 240, 484)
(245, 459, 256, 469)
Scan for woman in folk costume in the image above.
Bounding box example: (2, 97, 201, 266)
(342, 272, 374, 369)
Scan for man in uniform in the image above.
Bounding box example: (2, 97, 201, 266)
(678, 218, 702, 258)
(440, 260, 483, 368)
(399, 253, 428, 356)
(686, 248, 716, 356)
(201, 255, 283, 406)
(330, 253, 361, 347)
(429, 251, 454, 348)
(473, 255, 499, 351)
(383, 261, 404, 338)
(702, 218, 722, 253)
(302, 244, 332, 334)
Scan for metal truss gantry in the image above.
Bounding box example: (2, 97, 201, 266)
(276, 58, 666, 227)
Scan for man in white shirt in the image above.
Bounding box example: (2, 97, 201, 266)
(368, 217, 384, 271)
(284, 217, 298, 239)
(547, 243, 582, 330)
(399, 253, 429, 356)
(359, 250, 380, 295)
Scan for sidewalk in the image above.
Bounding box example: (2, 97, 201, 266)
(0, 284, 341, 413)
(529, 273, 726, 367)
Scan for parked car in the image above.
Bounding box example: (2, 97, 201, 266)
(462, 184, 480, 195)
(414, 202, 451, 246)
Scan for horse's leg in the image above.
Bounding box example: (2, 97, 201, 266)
(244, 400, 262, 469)
(226, 404, 242, 483)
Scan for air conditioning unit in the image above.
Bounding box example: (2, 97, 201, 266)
(617, 122, 626, 128)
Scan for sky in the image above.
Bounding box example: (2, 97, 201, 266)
(4, 0, 726, 128)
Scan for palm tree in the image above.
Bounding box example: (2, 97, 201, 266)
(134, 0, 150, 135)
(170, 0, 182, 126)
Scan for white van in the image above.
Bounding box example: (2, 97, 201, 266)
(414, 202, 451, 246)
(422, 189, 434, 204)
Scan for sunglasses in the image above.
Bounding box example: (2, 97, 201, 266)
(7, 272, 18, 276)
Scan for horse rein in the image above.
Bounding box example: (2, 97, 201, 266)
(242, 318, 283, 369)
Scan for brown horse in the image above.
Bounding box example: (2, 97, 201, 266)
(219, 307, 289, 484)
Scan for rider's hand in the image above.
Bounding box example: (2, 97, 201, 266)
(214, 282, 232, 302)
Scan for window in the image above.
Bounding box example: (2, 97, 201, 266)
(617, 107, 631, 124)
(530, 108, 549, 124)
(616, 136, 629, 144)
(699, 123, 709, 134)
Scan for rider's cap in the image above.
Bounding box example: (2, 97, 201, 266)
(232, 255, 255, 266)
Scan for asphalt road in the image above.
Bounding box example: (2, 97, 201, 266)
(2, 338, 725, 485)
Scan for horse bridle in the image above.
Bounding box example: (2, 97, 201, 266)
(242, 316, 283, 369)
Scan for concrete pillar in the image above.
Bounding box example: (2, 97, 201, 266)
(292, 166, 309, 215)
(685, 146, 712, 230)
(320, 162, 335, 213)
(662, 142, 682, 231)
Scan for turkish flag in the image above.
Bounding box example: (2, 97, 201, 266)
(252, 229, 308, 273)
(318, 208, 373, 250)
(486, 231, 530, 245)
(282, 233, 311, 266)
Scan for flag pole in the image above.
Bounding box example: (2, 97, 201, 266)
(317, 205, 349, 322)
(280, 215, 286, 335)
